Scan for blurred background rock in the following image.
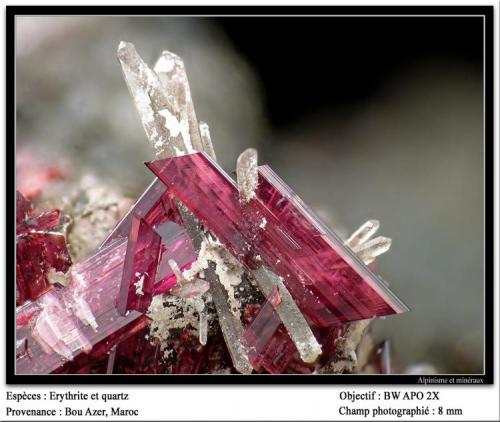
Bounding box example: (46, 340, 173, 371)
(16, 15, 484, 374)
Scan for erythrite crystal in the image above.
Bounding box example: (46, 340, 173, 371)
(118, 217, 162, 314)
(16, 43, 409, 375)
(146, 152, 409, 328)
(15, 223, 196, 374)
(112, 180, 198, 315)
(251, 266, 321, 364)
(242, 288, 295, 373)
(15, 192, 72, 305)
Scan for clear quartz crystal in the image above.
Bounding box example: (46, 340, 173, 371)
(252, 266, 321, 363)
(176, 208, 252, 372)
(236, 148, 258, 203)
(346, 219, 380, 249)
(353, 236, 392, 265)
(237, 148, 321, 363)
(117, 42, 195, 158)
(198, 308, 208, 346)
(153, 51, 213, 159)
(198, 121, 217, 160)
(207, 262, 253, 374)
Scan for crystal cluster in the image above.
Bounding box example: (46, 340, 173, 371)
(16, 192, 72, 306)
(15, 42, 408, 375)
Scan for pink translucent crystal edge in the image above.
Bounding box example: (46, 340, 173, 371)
(258, 164, 409, 315)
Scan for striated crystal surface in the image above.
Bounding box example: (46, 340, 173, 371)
(118, 216, 162, 314)
(147, 152, 409, 329)
(16, 149, 407, 374)
(53, 315, 150, 374)
(16, 220, 197, 375)
(16, 234, 48, 304)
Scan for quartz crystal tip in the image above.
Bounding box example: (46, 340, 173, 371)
(236, 148, 258, 203)
(117, 41, 135, 60)
(117, 40, 195, 159)
(347, 219, 380, 248)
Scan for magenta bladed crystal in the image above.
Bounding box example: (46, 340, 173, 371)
(146, 152, 408, 328)
(118, 216, 161, 314)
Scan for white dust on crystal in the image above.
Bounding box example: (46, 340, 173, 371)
(199, 121, 211, 140)
(46, 269, 68, 286)
(182, 237, 244, 318)
(154, 55, 175, 73)
(173, 146, 187, 157)
(157, 108, 192, 151)
(133, 272, 145, 296)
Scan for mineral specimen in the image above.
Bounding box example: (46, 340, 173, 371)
(15, 41, 409, 375)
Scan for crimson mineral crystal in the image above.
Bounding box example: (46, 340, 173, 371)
(15, 42, 409, 375)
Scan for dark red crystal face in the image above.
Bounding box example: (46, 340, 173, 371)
(15, 192, 72, 305)
(147, 152, 408, 328)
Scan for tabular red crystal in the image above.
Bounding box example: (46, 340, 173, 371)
(147, 152, 408, 328)
(105, 178, 197, 315)
(118, 216, 161, 314)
